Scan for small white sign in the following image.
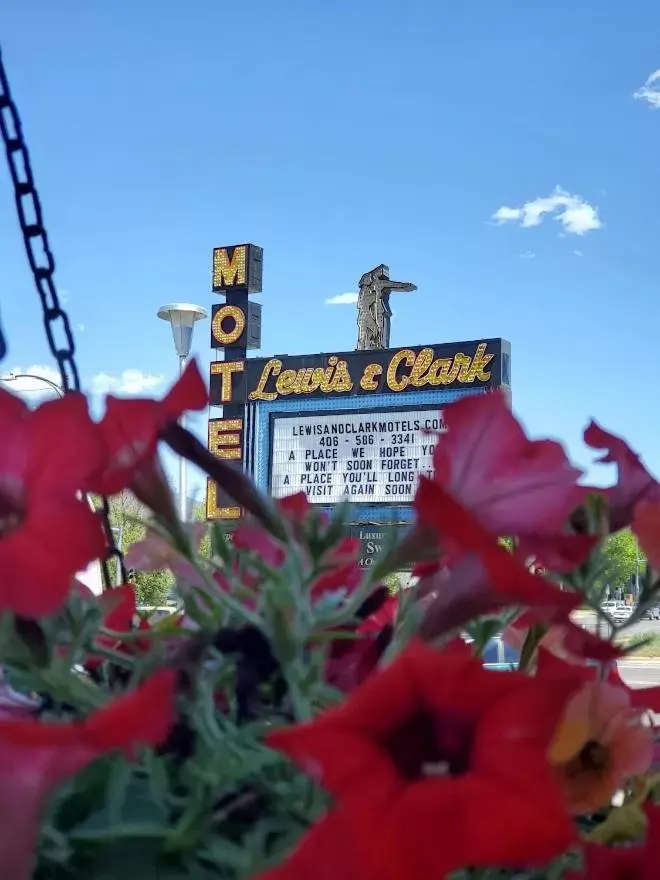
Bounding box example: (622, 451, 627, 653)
(269, 408, 445, 505)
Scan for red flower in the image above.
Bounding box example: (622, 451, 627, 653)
(504, 612, 625, 666)
(536, 647, 623, 688)
(431, 391, 588, 568)
(311, 537, 363, 598)
(584, 421, 660, 531)
(568, 837, 649, 880)
(278, 492, 320, 524)
(414, 478, 579, 638)
(411, 558, 443, 578)
(222, 524, 363, 607)
(90, 359, 207, 498)
(265, 639, 576, 879)
(85, 584, 149, 671)
(0, 669, 175, 879)
(537, 645, 660, 716)
(325, 592, 396, 692)
(0, 389, 107, 618)
(232, 524, 286, 568)
(566, 786, 660, 879)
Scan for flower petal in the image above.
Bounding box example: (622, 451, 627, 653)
(414, 477, 579, 622)
(0, 669, 176, 880)
(584, 420, 660, 530)
(633, 499, 660, 570)
(436, 391, 585, 536)
(0, 498, 106, 618)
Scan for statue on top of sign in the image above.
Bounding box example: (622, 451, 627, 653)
(356, 264, 417, 350)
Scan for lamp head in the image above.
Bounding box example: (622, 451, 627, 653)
(157, 303, 208, 359)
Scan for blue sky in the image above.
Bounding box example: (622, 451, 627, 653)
(1, 1, 659, 498)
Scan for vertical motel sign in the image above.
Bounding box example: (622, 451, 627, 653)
(205, 244, 263, 520)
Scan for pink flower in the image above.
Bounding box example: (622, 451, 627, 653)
(548, 680, 654, 815)
(0, 670, 175, 879)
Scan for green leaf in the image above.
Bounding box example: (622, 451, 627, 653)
(210, 523, 232, 563)
(197, 836, 253, 871)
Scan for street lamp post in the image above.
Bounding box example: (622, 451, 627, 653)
(111, 524, 125, 587)
(0, 371, 65, 398)
(157, 303, 208, 522)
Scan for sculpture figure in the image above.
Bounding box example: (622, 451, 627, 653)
(356, 264, 417, 350)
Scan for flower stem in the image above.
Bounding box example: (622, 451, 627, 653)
(68, 823, 167, 843)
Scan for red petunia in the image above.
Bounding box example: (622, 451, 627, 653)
(219, 522, 364, 608)
(430, 391, 589, 569)
(90, 358, 208, 498)
(504, 612, 626, 666)
(568, 836, 649, 880)
(85, 584, 150, 671)
(0, 669, 176, 879)
(310, 537, 363, 598)
(0, 388, 107, 617)
(535, 647, 624, 688)
(278, 492, 319, 525)
(232, 524, 286, 568)
(414, 478, 579, 638)
(584, 421, 660, 532)
(537, 644, 660, 715)
(264, 639, 576, 879)
(574, 803, 660, 880)
(325, 593, 396, 692)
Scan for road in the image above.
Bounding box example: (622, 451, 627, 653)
(618, 661, 660, 687)
(573, 610, 660, 640)
(571, 610, 660, 687)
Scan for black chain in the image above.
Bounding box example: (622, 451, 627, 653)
(0, 46, 126, 588)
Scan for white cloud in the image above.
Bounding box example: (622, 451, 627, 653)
(633, 70, 660, 108)
(77, 323, 85, 333)
(1, 364, 165, 399)
(325, 292, 358, 306)
(519, 250, 536, 260)
(90, 369, 164, 395)
(573, 249, 584, 257)
(492, 186, 602, 236)
(0, 363, 63, 394)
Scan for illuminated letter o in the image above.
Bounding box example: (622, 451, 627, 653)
(212, 305, 246, 346)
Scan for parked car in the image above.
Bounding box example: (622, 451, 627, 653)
(641, 605, 660, 620)
(601, 600, 623, 615)
(612, 605, 634, 623)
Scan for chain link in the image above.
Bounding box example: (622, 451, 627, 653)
(0, 45, 126, 588)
